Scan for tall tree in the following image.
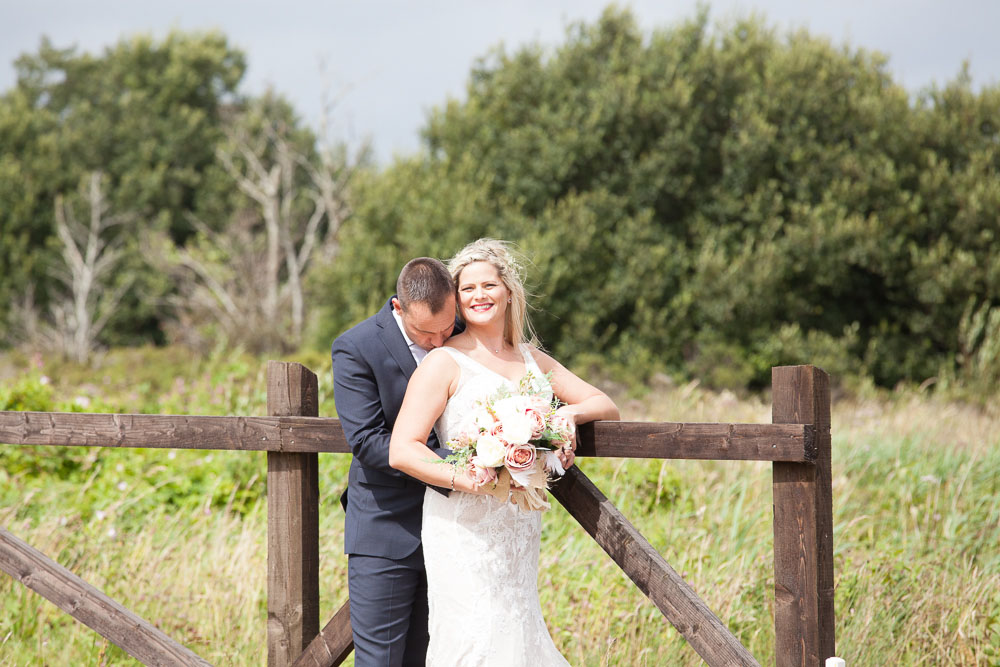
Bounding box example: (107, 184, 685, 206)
(48, 172, 133, 362)
(0, 31, 246, 344)
(314, 7, 1000, 390)
(155, 93, 364, 352)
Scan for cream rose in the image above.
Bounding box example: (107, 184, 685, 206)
(474, 406, 495, 430)
(493, 396, 526, 422)
(499, 411, 533, 445)
(474, 434, 507, 468)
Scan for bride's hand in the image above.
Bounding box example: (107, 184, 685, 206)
(553, 405, 578, 469)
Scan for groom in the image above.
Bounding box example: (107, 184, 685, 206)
(331, 257, 459, 666)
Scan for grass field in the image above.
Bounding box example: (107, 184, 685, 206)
(1, 347, 998, 665)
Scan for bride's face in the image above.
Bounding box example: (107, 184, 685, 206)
(457, 261, 509, 326)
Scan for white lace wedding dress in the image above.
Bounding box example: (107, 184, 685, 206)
(422, 344, 569, 667)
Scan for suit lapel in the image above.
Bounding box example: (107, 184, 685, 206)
(376, 298, 418, 379)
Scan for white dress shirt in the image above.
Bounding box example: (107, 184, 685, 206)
(392, 306, 429, 365)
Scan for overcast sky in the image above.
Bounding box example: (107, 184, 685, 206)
(3, 1, 999, 164)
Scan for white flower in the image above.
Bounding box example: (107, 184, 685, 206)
(493, 396, 527, 423)
(473, 406, 495, 430)
(95, 510, 106, 521)
(474, 434, 507, 467)
(499, 411, 533, 444)
(74, 396, 91, 408)
(107, 527, 117, 538)
(117, 481, 128, 491)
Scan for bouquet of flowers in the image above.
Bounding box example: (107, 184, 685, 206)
(445, 371, 574, 511)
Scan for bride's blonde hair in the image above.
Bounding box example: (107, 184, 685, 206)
(447, 238, 538, 349)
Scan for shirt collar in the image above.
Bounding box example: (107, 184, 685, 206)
(392, 306, 427, 363)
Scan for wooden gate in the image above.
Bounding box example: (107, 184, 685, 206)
(0, 362, 834, 666)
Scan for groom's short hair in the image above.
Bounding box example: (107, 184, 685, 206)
(396, 257, 455, 314)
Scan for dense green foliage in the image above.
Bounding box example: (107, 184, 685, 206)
(3, 11, 998, 663)
(2, 7, 1000, 391)
(0, 32, 247, 342)
(313, 8, 1000, 391)
(0, 32, 330, 354)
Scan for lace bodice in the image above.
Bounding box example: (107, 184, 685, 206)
(421, 344, 569, 666)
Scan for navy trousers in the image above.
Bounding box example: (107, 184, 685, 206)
(348, 547, 429, 667)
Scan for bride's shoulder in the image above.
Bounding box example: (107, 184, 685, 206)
(425, 346, 461, 364)
(412, 348, 461, 392)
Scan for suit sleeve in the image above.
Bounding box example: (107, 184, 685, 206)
(332, 335, 407, 477)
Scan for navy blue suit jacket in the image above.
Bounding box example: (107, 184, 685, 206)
(332, 297, 450, 560)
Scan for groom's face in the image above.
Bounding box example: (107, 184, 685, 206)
(394, 296, 456, 351)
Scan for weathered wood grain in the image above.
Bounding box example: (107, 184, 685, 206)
(0, 412, 812, 461)
(551, 467, 760, 667)
(577, 421, 815, 461)
(771, 365, 836, 666)
(291, 601, 354, 667)
(267, 362, 321, 667)
(0, 411, 350, 452)
(0, 528, 212, 666)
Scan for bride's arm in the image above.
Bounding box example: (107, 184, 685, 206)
(388, 351, 482, 493)
(530, 348, 620, 430)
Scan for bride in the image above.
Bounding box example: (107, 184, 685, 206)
(389, 238, 619, 665)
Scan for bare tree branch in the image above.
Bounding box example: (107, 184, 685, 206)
(30, 171, 136, 363)
(158, 94, 359, 353)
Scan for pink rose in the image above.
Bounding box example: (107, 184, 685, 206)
(489, 421, 504, 437)
(504, 443, 536, 471)
(525, 408, 546, 439)
(466, 463, 498, 486)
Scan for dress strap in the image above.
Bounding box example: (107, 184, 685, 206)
(518, 344, 541, 372)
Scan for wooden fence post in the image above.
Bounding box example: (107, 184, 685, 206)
(771, 365, 835, 666)
(267, 361, 321, 667)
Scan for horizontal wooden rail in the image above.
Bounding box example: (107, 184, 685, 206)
(0, 412, 350, 453)
(0, 412, 814, 462)
(578, 421, 815, 462)
(0, 528, 212, 666)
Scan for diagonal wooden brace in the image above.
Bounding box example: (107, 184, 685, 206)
(0, 527, 212, 666)
(550, 467, 760, 667)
